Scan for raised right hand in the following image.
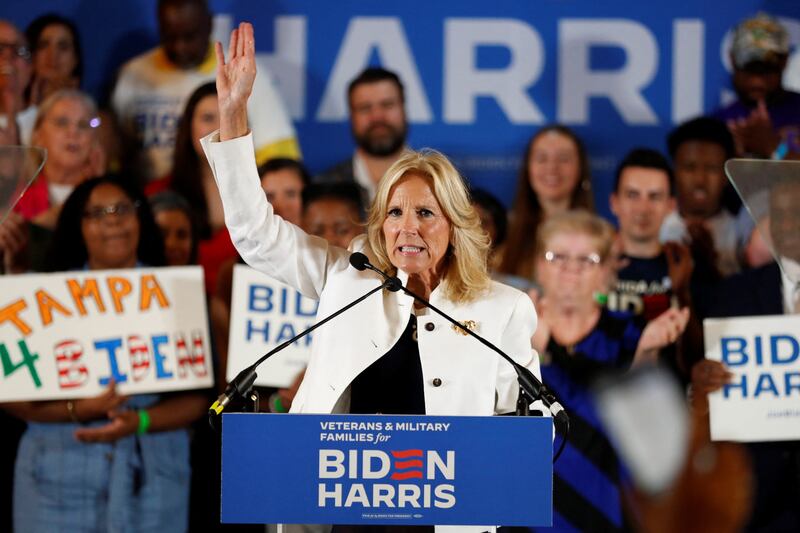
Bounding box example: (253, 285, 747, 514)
(216, 22, 256, 140)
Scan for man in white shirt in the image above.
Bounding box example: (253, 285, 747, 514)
(314, 67, 409, 206)
(112, 0, 299, 182)
(661, 117, 743, 278)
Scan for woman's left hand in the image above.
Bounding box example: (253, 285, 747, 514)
(73, 409, 139, 443)
(633, 306, 690, 366)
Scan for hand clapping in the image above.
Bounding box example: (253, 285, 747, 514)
(633, 307, 690, 366)
(727, 99, 781, 157)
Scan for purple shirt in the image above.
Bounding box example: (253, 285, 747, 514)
(712, 90, 800, 153)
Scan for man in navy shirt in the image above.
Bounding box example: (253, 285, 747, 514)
(608, 149, 700, 377)
(609, 149, 690, 320)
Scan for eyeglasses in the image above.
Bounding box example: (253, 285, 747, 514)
(0, 42, 31, 61)
(47, 115, 101, 132)
(543, 250, 602, 269)
(83, 201, 139, 222)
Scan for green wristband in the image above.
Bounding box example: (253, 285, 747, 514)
(137, 409, 151, 435)
(270, 393, 287, 413)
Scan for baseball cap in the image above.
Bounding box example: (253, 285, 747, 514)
(731, 13, 790, 69)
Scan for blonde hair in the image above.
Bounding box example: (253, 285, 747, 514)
(535, 209, 616, 261)
(366, 148, 491, 302)
(34, 89, 98, 131)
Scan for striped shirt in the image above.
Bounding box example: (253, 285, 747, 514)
(535, 309, 642, 532)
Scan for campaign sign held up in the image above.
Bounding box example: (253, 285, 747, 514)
(0, 267, 212, 401)
(227, 264, 319, 388)
(222, 414, 553, 527)
(704, 314, 800, 442)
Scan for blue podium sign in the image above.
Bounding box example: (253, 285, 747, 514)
(221, 414, 552, 527)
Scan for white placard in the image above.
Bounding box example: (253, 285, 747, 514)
(704, 314, 800, 442)
(0, 267, 213, 402)
(227, 265, 318, 388)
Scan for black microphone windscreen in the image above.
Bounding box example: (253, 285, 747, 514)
(349, 252, 369, 271)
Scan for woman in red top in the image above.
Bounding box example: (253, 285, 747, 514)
(15, 89, 103, 229)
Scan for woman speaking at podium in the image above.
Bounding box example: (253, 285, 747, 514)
(203, 23, 543, 532)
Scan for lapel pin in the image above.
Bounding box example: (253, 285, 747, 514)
(452, 320, 477, 335)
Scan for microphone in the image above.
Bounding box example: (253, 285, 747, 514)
(208, 258, 396, 423)
(349, 252, 402, 292)
(348, 252, 369, 271)
(349, 252, 568, 425)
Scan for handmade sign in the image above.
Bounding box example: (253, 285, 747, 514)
(0, 267, 212, 401)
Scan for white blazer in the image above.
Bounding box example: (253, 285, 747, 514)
(202, 132, 545, 533)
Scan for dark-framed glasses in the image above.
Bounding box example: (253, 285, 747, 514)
(83, 201, 140, 222)
(0, 42, 31, 61)
(543, 250, 602, 269)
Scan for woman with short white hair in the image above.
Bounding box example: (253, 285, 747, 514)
(14, 89, 103, 229)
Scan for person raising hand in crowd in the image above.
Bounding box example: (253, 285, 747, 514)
(712, 13, 800, 160)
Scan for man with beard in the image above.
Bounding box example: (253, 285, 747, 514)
(314, 67, 408, 206)
(712, 13, 799, 160)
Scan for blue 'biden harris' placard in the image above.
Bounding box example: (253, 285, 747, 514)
(221, 414, 553, 526)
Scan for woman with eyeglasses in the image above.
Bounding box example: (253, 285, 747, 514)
(14, 89, 104, 229)
(2, 175, 208, 532)
(526, 210, 689, 532)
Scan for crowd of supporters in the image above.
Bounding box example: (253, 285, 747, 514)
(1, 1, 799, 532)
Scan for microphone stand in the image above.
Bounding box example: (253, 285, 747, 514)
(208, 277, 398, 429)
(355, 256, 570, 462)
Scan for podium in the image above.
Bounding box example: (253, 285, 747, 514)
(221, 413, 553, 527)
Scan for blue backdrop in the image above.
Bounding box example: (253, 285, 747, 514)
(5, 0, 800, 217)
